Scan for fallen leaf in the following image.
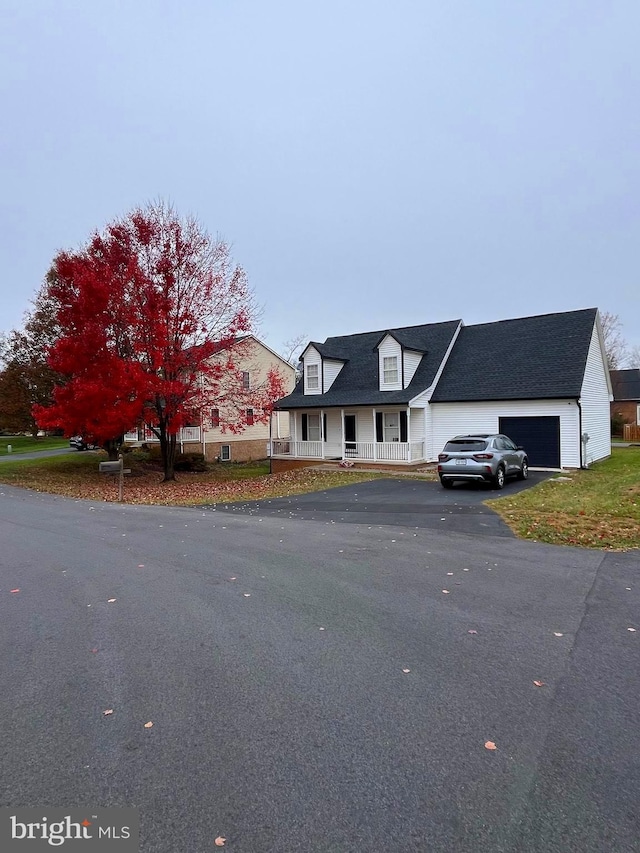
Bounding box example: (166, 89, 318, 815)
(229, 577, 236, 581)
(402, 668, 411, 673)
(143, 721, 153, 728)
(442, 589, 450, 594)
(214, 838, 226, 847)
(103, 709, 114, 716)
(467, 629, 478, 635)
(533, 680, 545, 687)
(446, 572, 453, 576)
(91, 648, 99, 653)
(319, 627, 325, 631)
(553, 632, 563, 637)
(484, 741, 497, 750)
(628, 627, 637, 632)
(243, 593, 251, 597)
(107, 598, 116, 603)
(10, 588, 20, 593)
(137, 564, 145, 568)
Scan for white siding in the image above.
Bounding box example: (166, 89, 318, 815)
(303, 346, 322, 395)
(323, 359, 344, 391)
(579, 323, 612, 465)
(429, 400, 581, 468)
(409, 408, 425, 441)
(378, 335, 402, 391)
(355, 410, 375, 442)
(325, 410, 342, 444)
(403, 352, 422, 387)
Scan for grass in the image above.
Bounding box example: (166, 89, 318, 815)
(0, 435, 70, 454)
(488, 447, 640, 550)
(0, 452, 388, 506)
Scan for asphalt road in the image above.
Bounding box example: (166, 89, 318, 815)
(0, 446, 83, 462)
(1, 482, 639, 852)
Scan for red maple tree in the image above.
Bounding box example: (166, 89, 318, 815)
(35, 201, 285, 480)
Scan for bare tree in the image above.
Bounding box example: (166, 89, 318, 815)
(600, 311, 628, 370)
(627, 344, 640, 369)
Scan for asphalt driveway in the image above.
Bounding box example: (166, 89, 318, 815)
(214, 471, 550, 537)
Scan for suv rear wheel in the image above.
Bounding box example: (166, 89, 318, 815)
(493, 465, 506, 489)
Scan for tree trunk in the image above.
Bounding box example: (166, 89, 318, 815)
(160, 428, 177, 482)
(104, 438, 120, 461)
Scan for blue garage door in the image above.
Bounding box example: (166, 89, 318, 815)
(499, 416, 561, 468)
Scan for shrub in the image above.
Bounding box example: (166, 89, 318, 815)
(174, 452, 207, 472)
(611, 414, 625, 437)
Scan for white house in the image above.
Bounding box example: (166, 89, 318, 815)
(271, 308, 612, 471)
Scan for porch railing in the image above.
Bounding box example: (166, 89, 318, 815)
(123, 427, 201, 444)
(271, 438, 425, 463)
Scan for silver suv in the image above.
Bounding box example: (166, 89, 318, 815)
(438, 433, 528, 489)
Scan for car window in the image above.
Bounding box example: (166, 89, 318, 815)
(501, 436, 517, 450)
(443, 439, 488, 452)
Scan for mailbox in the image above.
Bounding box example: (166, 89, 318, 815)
(99, 460, 123, 473)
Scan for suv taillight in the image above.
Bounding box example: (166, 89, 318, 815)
(473, 453, 494, 460)
(438, 454, 449, 461)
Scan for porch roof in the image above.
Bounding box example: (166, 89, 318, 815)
(275, 320, 461, 410)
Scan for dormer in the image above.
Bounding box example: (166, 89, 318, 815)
(300, 342, 347, 395)
(375, 332, 425, 391)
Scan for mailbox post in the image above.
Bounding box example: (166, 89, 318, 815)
(99, 455, 131, 501)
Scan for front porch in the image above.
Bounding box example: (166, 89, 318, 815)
(270, 406, 427, 466)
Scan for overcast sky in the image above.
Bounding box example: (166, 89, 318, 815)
(1, 0, 638, 356)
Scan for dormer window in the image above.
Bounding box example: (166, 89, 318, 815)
(306, 363, 319, 389)
(383, 356, 398, 384)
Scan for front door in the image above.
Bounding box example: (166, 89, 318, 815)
(344, 414, 357, 456)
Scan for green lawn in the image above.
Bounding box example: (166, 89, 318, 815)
(488, 447, 640, 550)
(0, 435, 70, 455)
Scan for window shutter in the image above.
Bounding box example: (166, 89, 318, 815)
(301, 413, 308, 441)
(375, 412, 383, 442)
(400, 411, 407, 443)
(323, 413, 327, 442)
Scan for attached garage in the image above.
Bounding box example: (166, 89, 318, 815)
(499, 416, 560, 468)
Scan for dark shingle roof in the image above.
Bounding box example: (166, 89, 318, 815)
(275, 320, 462, 409)
(431, 308, 598, 402)
(610, 369, 640, 401)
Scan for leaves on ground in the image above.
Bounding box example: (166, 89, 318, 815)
(107, 598, 116, 603)
(467, 629, 478, 635)
(402, 668, 411, 673)
(10, 588, 20, 593)
(553, 632, 563, 637)
(144, 721, 153, 728)
(214, 838, 226, 847)
(484, 741, 497, 750)
(628, 627, 636, 632)
(442, 589, 450, 594)
(103, 709, 114, 716)
(533, 680, 545, 687)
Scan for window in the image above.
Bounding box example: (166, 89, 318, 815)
(220, 444, 231, 461)
(301, 413, 322, 441)
(383, 356, 398, 384)
(306, 363, 319, 390)
(211, 409, 220, 428)
(242, 371, 250, 390)
(246, 408, 254, 425)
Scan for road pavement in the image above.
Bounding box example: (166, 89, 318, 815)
(0, 446, 83, 462)
(1, 483, 638, 852)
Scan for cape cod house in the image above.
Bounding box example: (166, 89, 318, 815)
(271, 308, 612, 472)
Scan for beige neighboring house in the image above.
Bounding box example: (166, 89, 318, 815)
(124, 335, 296, 462)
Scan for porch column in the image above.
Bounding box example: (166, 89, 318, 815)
(406, 407, 411, 462)
(320, 409, 325, 459)
(292, 412, 297, 457)
(372, 409, 377, 461)
(341, 409, 345, 460)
